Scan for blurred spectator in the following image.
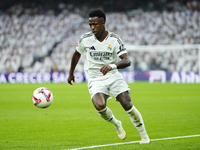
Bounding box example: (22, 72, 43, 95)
(0, 0, 199, 73)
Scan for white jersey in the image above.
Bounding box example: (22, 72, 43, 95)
(76, 31, 127, 79)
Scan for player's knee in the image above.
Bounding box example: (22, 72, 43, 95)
(119, 98, 133, 111)
(94, 103, 106, 111)
(92, 99, 106, 111)
(92, 93, 107, 110)
(122, 102, 133, 111)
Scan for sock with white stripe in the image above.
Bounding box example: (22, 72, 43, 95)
(98, 107, 120, 127)
(126, 106, 149, 139)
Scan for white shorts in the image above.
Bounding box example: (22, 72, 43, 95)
(87, 72, 131, 100)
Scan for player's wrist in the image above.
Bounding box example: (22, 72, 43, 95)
(109, 64, 117, 70)
(69, 72, 74, 75)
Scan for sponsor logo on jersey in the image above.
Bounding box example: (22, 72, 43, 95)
(107, 44, 112, 50)
(90, 52, 112, 60)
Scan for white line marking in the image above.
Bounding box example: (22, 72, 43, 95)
(65, 134, 200, 150)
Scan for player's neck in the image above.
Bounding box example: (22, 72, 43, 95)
(98, 31, 108, 42)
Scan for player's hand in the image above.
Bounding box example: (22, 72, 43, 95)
(100, 65, 112, 75)
(68, 73, 75, 85)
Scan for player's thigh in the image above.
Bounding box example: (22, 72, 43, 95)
(116, 91, 133, 111)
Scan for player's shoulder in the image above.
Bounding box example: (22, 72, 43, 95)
(108, 32, 123, 44)
(79, 31, 93, 43)
(109, 32, 122, 41)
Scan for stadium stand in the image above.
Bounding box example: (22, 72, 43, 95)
(0, 0, 199, 73)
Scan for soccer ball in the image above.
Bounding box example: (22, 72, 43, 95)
(32, 87, 53, 108)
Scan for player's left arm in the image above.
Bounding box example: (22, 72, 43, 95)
(100, 53, 131, 75)
(116, 53, 131, 69)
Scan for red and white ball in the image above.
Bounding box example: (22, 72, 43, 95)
(32, 87, 53, 108)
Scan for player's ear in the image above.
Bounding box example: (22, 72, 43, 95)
(102, 20, 105, 26)
(100, 18, 105, 25)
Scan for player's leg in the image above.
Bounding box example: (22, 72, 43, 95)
(117, 92, 150, 143)
(92, 93, 126, 140)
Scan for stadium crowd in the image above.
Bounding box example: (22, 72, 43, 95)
(0, 0, 199, 73)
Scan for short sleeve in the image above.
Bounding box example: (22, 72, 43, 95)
(76, 40, 84, 54)
(116, 36, 127, 57)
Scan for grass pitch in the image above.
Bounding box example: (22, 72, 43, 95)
(0, 82, 200, 150)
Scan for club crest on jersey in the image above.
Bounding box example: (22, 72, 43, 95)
(107, 44, 112, 50)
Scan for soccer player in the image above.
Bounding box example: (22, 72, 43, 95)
(67, 9, 150, 144)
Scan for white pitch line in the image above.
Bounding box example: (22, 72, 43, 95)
(65, 134, 200, 150)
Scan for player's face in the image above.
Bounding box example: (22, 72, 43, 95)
(89, 17, 105, 39)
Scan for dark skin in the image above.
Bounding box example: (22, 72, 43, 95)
(68, 17, 133, 111)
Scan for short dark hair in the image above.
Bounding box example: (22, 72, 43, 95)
(89, 9, 106, 21)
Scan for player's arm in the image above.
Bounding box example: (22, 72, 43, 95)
(100, 53, 131, 75)
(67, 50, 81, 85)
(117, 53, 131, 69)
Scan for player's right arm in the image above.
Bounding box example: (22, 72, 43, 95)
(67, 50, 81, 85)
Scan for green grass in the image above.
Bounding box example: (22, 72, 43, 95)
(0, 82, 200, 150)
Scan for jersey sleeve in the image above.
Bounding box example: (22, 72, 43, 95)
(76, 37, 85, 54)
(115, 36, 127, 57)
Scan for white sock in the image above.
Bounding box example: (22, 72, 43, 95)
(126, 106, 149, 139)
(98, 107, 120, 127)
